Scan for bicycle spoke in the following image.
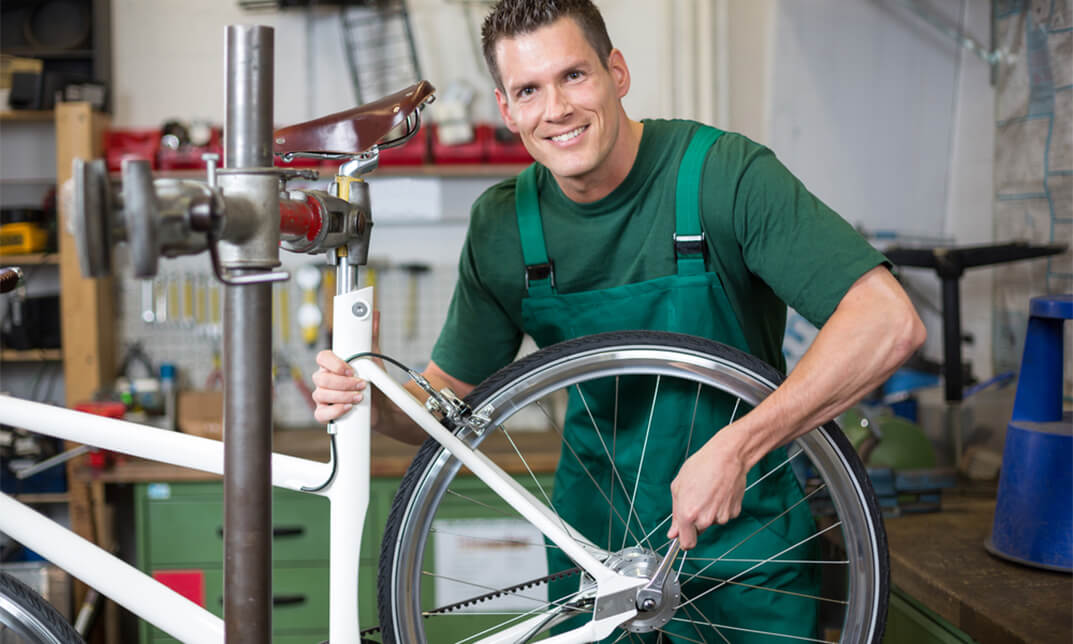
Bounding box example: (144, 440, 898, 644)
(609, 375, 619, 552)
(638, 513, 673, 547)
(678, 521, 842, 610)
(678, 593, 728, 644)
(624, 375, 661, 550)
(683, 382, 702, 460)
(743, 444, 804, 495)
(429, 527, 561, 551)
(536, 400, 646, 547)
(681, 483, 828, 586)
(685, 573, 848, 605)
(444, 488, 525, 519)
(498, 422, 574, 544)
(653, 628, 704, 644)
(574, 383, 649, 550)
(668, 617, 836, 644)
(683, 557, 848, 565)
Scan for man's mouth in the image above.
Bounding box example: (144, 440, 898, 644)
(548, 125, 587, 143)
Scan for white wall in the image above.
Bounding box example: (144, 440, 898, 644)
(110, 0, 709, 128)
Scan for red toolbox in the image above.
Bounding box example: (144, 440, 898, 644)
(105, 129, 160, 172)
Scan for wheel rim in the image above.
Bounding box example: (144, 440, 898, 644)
(0, 593, 67, 644)
(387, 342, 885, 643)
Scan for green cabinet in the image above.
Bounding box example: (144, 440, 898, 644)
(135, 473, 556, 642)
(134, 480, 393, 643)
(884, 587, 977, 644)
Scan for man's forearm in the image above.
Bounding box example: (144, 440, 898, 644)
(369, 381, 434, 445)
(718, 267, 926, 469)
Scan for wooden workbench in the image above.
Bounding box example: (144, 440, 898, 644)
(73, 427, 562, 483)
(885, 491, 1072, 643)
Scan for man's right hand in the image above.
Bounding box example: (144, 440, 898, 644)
(311, 311, 380, 425)
(311, 349, 369, 424)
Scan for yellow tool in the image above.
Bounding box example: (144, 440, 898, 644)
(0, 222, 48, 254)
(279, 283, 291, 345)
(183, 274, 194, 323)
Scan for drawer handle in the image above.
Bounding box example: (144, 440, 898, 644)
(215, 526, 306, 538)
(272, 594, 307, 607)
(218, 594, 307, 607)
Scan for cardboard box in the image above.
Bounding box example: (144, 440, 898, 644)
(178, 390, 223, 440)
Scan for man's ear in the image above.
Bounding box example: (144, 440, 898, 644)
(607, 48, 631, 99)
(494, 88, 519, 133)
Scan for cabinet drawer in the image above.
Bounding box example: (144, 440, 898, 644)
(147, 563, 380, 642)
(143, 497, 329, 565)
(138, 482, 331, 566)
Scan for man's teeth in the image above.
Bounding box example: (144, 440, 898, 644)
(551, 126, 585, 142)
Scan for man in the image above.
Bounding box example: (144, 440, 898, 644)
(313, 0, 925, 639)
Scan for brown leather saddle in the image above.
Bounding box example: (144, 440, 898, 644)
(273, 80, 435, 157)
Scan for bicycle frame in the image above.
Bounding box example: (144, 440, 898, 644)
(0, 285, 645, 643)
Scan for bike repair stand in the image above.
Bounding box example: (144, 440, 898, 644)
(68, 23, 433, 640)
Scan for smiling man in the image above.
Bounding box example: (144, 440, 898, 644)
(313, 0, 924, 641)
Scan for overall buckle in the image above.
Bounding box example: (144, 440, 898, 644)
(673, 233, 706, 257)
(524, 262, 555, 290)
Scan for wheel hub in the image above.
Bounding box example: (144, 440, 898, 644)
(603, 547, 681, 633)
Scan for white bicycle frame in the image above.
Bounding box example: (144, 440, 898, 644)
(0, 285, 645, 643)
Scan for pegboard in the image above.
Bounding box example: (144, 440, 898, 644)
(113, 249, 458, 428)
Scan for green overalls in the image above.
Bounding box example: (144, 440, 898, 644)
(515, 127, 820, 641)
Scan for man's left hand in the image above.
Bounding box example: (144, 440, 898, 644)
(667, 431, 750, 549)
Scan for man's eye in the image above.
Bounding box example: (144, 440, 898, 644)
(518, 87, 535, 98)
(567, 71, 583, 81)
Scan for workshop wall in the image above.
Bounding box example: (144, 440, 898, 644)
(100, 1, 1004, 391)
(109, 0, 759, 130)
(768, 0, 998, 379)
(992, 0, 1073, 380)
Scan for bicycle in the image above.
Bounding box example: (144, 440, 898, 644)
(0, 25, 888, 644)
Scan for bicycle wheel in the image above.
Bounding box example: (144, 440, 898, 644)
(378, 331, 888, 643)
(0, 572, 83, 644)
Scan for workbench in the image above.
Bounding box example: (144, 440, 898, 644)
(885, 490, 1072, 643)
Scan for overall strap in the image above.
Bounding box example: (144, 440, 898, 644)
(515, 164, 556, 296)
(675, 126, 724, 276)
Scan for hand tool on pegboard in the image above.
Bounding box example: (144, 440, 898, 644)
(295, 264, 323, 347)
(399, 262, 429, 340)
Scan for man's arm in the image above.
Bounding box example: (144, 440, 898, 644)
(312, 354, 475, 445)
(668, 266, 925, 548)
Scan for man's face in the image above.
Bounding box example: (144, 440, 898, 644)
(493, 17, 630, 183)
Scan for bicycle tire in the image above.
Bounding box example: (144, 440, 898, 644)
(0, 572, 83, 644)
(378, 331, 888, 643)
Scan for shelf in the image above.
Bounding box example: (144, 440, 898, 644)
(1, 349, 63, 362)
(0, 48, 95, 60)
(0, 110, 54, 122)
(0, 253, 59, 265)
(373, 163, 528, 177)
(13, 492, 70, 504)
(111, 163, 528, 181)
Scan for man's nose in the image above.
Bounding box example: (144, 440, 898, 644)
(543, 85, 572, 121)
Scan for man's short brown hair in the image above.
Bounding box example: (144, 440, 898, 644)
(481, 0, 614, 91)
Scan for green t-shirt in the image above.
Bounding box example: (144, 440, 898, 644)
(431, 119, 888, 386)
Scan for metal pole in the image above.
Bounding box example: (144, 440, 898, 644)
(222, 25, 276, 644)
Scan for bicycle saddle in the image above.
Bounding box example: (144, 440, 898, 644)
(273, 80, 436, 157)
